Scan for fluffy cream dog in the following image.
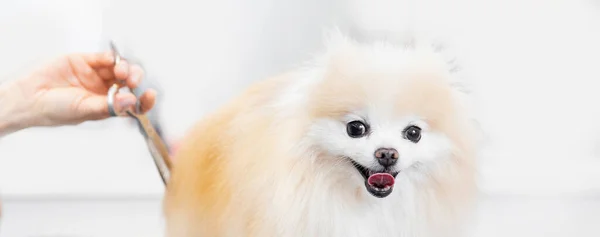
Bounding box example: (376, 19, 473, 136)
(163, 29, 479, 237)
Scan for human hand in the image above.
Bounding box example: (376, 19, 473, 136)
(0, 51, 156, 134)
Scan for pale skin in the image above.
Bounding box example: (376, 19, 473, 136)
(0, 51, 157, 218)
(0, 50, 156, 137)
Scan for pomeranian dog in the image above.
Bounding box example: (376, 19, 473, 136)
(163, 0, 480, 235)
(162, 26, 480, 236)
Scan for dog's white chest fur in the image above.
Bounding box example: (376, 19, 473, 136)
(254, 176, 442, 237)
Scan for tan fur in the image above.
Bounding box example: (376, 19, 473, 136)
(163, 73, 296, 237)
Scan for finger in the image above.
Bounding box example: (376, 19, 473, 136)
(114, 93, 138, 114)
(80, 93, 138, 120)
(96, 67, 115, 81)
(98, 61, 143, 87)
(80, 51, 115, 68)
(113, 60, 130, 81)
(126, 64, 144, 89)
(68, 55, 106, 93)
(138, 89, 157, 114)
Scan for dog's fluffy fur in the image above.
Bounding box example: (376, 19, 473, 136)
(163, 28, 479, 237)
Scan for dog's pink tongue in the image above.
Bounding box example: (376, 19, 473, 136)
(367, 173, 395, 188)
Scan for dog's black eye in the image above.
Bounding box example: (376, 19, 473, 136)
(346, 121, 369, 138)
(403, 125, 421, 143)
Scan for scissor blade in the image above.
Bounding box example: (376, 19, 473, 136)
(128, 111, 172, 185)
(145, 137, 171, 185)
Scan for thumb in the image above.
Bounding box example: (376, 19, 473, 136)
(80, 93, 138, 120)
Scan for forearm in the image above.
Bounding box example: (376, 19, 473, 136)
(0, 80, 30, 137)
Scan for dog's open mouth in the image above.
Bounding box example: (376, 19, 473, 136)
(351, 161, 399, 198)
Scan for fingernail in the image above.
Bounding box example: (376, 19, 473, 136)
(115, 62, 129, 80)
(129, 66, 142, 86)
(119, 97, 136, 110)
(131, 71, 140, 85)
(116, 62, 127, 71)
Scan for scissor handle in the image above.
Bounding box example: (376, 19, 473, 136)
(107, 40, 144, 117)
(107, 83, 142, 117)
(107, 83, 120, 117)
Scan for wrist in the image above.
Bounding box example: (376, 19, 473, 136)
(0, 80, 33, 137)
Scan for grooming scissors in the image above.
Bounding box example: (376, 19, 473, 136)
(107, 41, 172, 185)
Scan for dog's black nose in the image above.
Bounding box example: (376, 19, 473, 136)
(374, 148, 398, 167)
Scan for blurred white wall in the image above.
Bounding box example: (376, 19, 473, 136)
(457, 0, 600, 197)
(1, 0, 600, 200)
(2, 0, 600, 237)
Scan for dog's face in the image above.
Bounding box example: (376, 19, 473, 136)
(304, 41, 470, 198)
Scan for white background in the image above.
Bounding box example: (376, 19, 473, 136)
(1, 0, 600, 198)
(1, 0, 600, 236)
